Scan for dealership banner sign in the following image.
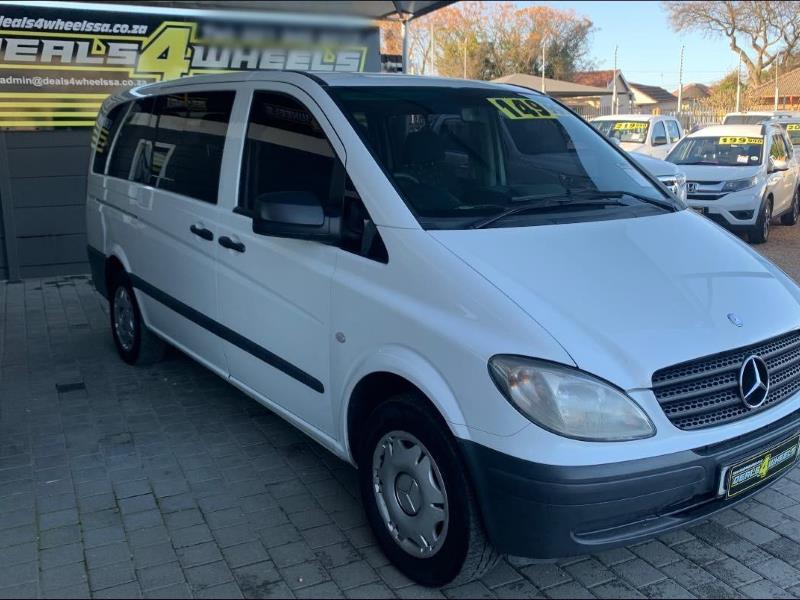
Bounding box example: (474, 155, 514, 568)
(0, 1, 379, 128)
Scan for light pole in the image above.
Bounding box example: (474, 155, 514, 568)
(735, 51, 742, 112)
(677, 45, 684, 116)
(611, 45, 618, 115)
(775, 53, 780, 111)
(463, 33, 467, 78)
(541, 36, 547, 93)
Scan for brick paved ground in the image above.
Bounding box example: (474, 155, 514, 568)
(3, 227, 800, 599)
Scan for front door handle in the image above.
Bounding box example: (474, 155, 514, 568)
(219, 236, 245, 253)
(190, 224, 214, 241)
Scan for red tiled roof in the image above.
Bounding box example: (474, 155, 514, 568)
(673, 83, 711, 99)
(572, 70, 616, 88)
(751, 66, 800, 97)
(629, 82, 677, 104)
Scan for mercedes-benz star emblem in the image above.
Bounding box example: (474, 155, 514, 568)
(728, 313, 743, 327)
(739, 355, 770, 409)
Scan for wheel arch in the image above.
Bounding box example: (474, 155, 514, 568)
(342, 347, 469, 465)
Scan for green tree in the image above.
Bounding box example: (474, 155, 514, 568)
(663, 1, 800, 85)
(407, 2, 594, 80)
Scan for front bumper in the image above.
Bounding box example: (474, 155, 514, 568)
(687, 186, 764, 227)
(460, 408, 800, 558)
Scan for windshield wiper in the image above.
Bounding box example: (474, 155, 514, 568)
(468, 190, 673, 230)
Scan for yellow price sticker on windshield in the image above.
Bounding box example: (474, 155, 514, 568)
(613, 122, 648, 130)
(488, 97, 556, 120)
(719, 136, 763, 145)
(787, 124, 800, 131)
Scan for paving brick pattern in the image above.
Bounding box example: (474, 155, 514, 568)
(2, 228, 800, 599)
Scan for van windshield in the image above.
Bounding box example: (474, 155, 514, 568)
(723, 115, 772, 125)
(591, 120, 650, 143)
(667, 136, 764, 166)
(782, 123, 800, 146)
(328, 86, 673, 230)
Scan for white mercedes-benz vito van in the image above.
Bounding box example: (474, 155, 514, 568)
(87, 72, 800, 587)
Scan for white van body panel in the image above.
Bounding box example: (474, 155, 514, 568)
(430, 211, 800, 392)
(86, 71, 800, 473)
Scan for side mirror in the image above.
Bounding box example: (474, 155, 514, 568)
(652, 135, 668, 146)
(252, 191, 341, 244)
(769, 157, 789, 172)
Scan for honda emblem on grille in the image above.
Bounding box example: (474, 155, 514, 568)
(728, 313, 743, 327)
(739, 355, 770, 409)
(687, 182, 698, 193)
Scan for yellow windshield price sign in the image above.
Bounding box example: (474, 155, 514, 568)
(787, 124, 800, 131)
(719, 136, 763, 145)
(613, 122, 648, 130)
(488, 97, 556, 119)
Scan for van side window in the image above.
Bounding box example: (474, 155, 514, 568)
(651, 121, 667, 143)
(239, 91, 336, 214)
(666, 120, 681, 144)
(107, 98, 156, 183)
(151, 91, 235, 204)
(92, 103, 127, 174)
(771, 134, 788, 161)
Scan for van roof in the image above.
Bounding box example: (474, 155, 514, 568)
(686, 124, 770, 138)
(129, 71, 525, 95)
(99, 71, 542, 113)
(590, 114, 667, 122)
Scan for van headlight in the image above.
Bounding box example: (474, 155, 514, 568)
(488, 356, 655, 441)
(722, 176, 759, 192)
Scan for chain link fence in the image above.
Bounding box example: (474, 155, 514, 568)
(570, 103, 726, 132)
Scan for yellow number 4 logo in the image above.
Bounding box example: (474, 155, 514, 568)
(137, 22, 196, 81)
(759, 454, 771, 478)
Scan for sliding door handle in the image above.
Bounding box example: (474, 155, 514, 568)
(190, 224, 214, 241)
(219, 236, 245, 253)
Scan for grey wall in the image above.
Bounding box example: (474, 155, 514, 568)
(0, 130, 91, 280)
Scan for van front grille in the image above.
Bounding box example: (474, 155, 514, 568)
(652, 330, 800, 430)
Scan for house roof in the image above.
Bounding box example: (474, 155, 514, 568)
(629, 82, 677, 104)
(492, 74, 613, 97)
(572, 69, 617, 88)
(750, 66, 800, 98)
(673, 83, 711, 100)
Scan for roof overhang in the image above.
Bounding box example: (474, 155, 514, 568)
(77, 1, 455, 22)
(492, 73, 614, 97)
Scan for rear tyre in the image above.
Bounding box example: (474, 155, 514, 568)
(749, 198, 772, 244)
(357, 393, 499, 587)
(108, 271, 165, 366)
(780, 189, 799, 226)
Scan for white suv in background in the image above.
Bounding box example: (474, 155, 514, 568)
(667, 124, 800, 243)
(590, 114, 683, 158)
(87, 72, 800, 586)
(723, 111, 796, 125)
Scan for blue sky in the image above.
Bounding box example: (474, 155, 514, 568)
(526, 1, 739, 91)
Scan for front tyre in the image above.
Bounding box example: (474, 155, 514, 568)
(109, 272, 165, 366)
(749, 197, 772, 244)
(357, 394, 499, 587)
(780, 188, 799, 226)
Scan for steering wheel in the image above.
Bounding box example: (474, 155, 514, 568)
(394, 172, 420, 185)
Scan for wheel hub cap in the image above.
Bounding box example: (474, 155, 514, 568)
(113, 287, 135, 352)
(394, 473, 422, 516)
(372, 431, 449, 557)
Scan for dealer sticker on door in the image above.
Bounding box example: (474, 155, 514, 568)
(726, 435, 800, 498)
